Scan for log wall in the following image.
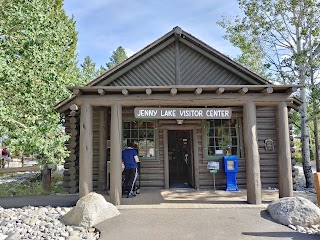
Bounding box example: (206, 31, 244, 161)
(63, 109, 80, 194)
(64, 105, 294, 192)
(199, 108, 245, 189)
(92, 109, 100, 190)
(256, 107, 278, 188)
(92, 108, 110, 191)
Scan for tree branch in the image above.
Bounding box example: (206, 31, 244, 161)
(8, 119, 28, 129)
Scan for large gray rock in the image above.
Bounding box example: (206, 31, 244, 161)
(267, 197, 320, 227)
(61, 192, 120, 228)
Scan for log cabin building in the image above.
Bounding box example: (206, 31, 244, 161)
(55, 27, 301, 206)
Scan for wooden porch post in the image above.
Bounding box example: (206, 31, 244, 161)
(98, 109, 107, 192)
(163, 129, 169, 189)
(193, 128, 200, 189)
(243, 101, 262, 204)
(110, 103, 122, 205)
(79, 102, 93, 198)
(277, 101, 293, 197)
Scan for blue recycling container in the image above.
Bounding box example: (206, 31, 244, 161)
(223, 155, 239, 191)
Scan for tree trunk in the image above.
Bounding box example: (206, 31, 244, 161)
(311, 70, 320, 173)
(42, 164, 51, 194)
(296, 16, 314, 188)
(313, 117, 320, 172)
(300, 86, 314, 188)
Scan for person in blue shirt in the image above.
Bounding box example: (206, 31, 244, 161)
(122, 142, 140, 198)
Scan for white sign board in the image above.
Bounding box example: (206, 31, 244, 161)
(134, 108, 232, 119)
(207, 161, 219, 170)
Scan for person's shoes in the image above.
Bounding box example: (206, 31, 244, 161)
(127, 192, 136, 198)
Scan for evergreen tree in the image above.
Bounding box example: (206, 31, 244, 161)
(105, 46, 128, 70)
(80, 56, 104, 82)
(0, 0, 84, 163)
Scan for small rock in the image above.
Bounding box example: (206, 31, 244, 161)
(69, 230, 80, 236)
(296, 225, 306, 233)
(67, 236, 82, 240)
(5, 232, 21, 240)
(306, 228, 314, 234)
(288, 224, 296, 230)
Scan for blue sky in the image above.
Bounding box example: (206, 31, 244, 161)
(63, 0, 242, 68)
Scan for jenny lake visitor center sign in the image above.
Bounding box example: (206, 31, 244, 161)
(134, 107, 232, 119)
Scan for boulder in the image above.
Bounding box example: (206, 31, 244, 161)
(267, 197, 320, 227)
(61, 192, 120, 228)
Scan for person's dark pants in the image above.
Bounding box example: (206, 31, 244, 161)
(122, 168, 138, 195)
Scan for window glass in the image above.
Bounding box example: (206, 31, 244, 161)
(132, 121, 138, 129)
(207, 118, 240, 157)
(123, 120, 156, 159)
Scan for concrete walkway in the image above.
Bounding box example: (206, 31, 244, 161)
(97, 189, 319, 240)
(104, 188, 318, 209)
(0, 189, 318, 240)
(96, 208, 320, 240)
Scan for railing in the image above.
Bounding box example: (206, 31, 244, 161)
(0, 165, 41, 174)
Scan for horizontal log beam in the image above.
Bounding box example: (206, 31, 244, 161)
(0, 165, 41, 174)
(122, 89, 129, 96)
(286, 87, 298, 95)
(63, 180, 79, 188)
(69, 104, 78, 111)
(170, 88, 177, 96)
(69, 111, 78, 117)
(195, 87, 202, 95)
(261, 87, 273, 95)
(73, 89, 82, 96)
(239, 87, 248, 94)
(63, 186, 79, 194)
(70, 117, 77, 124)
(98, 89, 105, 95)
(146, 88, 152, 95)
(215, 87, 224, 95)
(69, 166, 79, 175)
(63, 174, 78, 181)
(76, 93, 295, 107)
(64, 161, 78, 168)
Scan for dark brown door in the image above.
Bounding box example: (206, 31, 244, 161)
(168, 130, 193, 188)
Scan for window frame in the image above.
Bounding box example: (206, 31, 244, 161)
(122, 119, 156, 160)
(206, 118, 241, 159)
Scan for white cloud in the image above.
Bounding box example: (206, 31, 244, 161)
(125, 48, 136, 57)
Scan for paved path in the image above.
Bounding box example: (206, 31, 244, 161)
(0, 189, 319, 240)
(96, 208, 320, 240)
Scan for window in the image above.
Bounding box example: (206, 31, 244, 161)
(123, 120, 155, 159)
(207, 118, 240, 157)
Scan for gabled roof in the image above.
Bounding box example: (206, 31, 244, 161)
(86, 26, 271, 87)
(55, 26, 283, 111)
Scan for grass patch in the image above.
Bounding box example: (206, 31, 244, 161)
(0, 171, 64, 197)
(51, 171, 64, 194)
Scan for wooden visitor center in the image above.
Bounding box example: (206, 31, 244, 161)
(55, 27, 300, 206)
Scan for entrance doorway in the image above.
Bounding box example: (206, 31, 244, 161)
(168, 130, 193, 188)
